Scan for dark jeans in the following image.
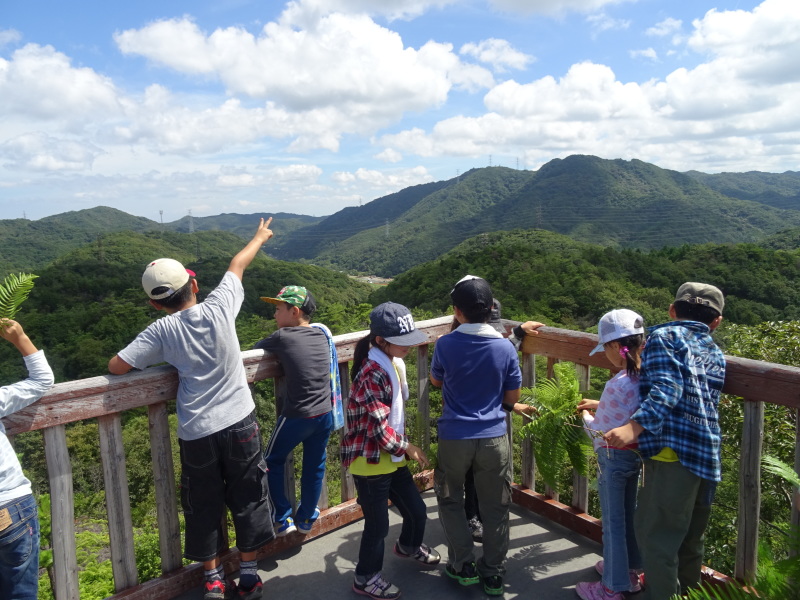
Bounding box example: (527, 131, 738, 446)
(0, 494, 39, 600)
(179, 411, 274, 561)
(353, 466, 427, 577)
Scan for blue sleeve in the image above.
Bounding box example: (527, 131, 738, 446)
(631, 331, 683, 435)
(430, 342, 444, 381)
(503, 344, 522, 390)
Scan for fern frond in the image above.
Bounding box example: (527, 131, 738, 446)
(762, 454, 800, 488)
(0, 273, 38, 321)
(517, 362, 593, 492)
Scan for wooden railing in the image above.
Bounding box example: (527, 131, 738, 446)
(5, 316, 800, 598)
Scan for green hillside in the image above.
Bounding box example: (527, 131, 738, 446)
(1, 229, 371, 382)
(686, 169, 800, 211)
(269, 179, 452, 260)
(166, 211, 325, 242)
(0, 207, 159, 274)
(371, 229, 800, 329)
(282, 156, 800, 276)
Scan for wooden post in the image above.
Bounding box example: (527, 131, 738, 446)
(148, 402, 182, 573)
(416, 344, 431, 452)
(520, 353, 536, 490)
(339, 361, 355, 501)
(544, 357, 559, 501)
(99, 413, 139, 591)
(572, 364, 591, 512)
(735, 399, 764, 582)
(44, 425, 79, 600)
(792, 408, 800, 558)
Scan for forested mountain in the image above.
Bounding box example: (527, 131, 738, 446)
(370, 229, 800, 329)
(279, 156, 800, 276)
(0, 208, 321, 275)
(0, 229, 371, 383)
(686, 169, 800, 210)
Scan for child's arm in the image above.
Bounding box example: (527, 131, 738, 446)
(228, 217, 273, 281)
(1, 319, 37, 356)
(108, 355, 134, 375)
(1, 320, 54, 417)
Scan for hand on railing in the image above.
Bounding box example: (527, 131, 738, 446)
(405, 443, 430, 469)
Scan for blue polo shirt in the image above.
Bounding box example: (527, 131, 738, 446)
(431, 331, 522, 440)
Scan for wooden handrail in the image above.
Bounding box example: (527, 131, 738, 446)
(4, 316, 796, 598)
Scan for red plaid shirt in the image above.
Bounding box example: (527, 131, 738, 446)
(341, 358, 408, 468)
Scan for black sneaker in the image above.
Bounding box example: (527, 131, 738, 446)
(468, 516, 484, 543)
(482, 574, 503, 596)
(445, 561, 480, 586)
(236, 575, 263, 600)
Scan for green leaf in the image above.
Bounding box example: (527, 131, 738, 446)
(0, 272, 38, 321)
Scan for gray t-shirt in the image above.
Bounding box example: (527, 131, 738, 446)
(254, 326, 331, 419)
(118, 271, 254, 440)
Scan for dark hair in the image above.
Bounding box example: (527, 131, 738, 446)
(673, 300, 721, 325)
(613, 333, 645, 380)
(351, 333, 381, 382)
(456, 304, 491, 324)
(152, 279, 194, 309)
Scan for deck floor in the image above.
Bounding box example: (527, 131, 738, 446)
(175, 490, 623, 599)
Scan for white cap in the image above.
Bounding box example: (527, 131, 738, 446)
(141, 258, 195, 300)
(589, 309, 645, 355)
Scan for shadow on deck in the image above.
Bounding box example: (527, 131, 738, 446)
(175, 491, 609, 600)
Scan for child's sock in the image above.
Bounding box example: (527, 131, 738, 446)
(204, 564, 224, 582)
(238, 560, 258, 589)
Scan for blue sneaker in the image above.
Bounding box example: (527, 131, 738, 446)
(274, 517, 296, 537)
(296, 507, 320, 534)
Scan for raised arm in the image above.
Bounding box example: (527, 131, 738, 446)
(228, 217, 274, 281)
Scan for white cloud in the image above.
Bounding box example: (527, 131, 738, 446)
(490, 0, 633, 17)
(375, 148, 403, 163)
(0, 44, 122, 121)
(586, 13, 631, 37)
(646, 17, 682, 37)
(0, 132, 104, 171)
(0, 29, 22, 47)
(460, 39, 534, 73)
(281, 0, 457, 22)
(630, 48, 658, 61)
(218, 173, 256, 187)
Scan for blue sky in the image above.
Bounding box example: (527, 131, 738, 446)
(1, 0, 797, 222)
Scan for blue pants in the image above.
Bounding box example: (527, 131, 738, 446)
(597, 448, 642, 592)
(0, 494, 40, 600)
(353, 466, 427, 577)
(265, 411, 332, 523)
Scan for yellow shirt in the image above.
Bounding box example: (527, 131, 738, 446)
(651, 446, 679, 462)
(349, 452, 407, 476)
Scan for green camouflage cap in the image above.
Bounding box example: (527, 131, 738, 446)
(261, 285, 316, 315)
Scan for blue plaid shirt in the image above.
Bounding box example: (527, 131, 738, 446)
(632, 321, 726, 481)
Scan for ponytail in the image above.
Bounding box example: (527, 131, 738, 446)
(615, 333, 645, 380)
(351, 333, 379, 382)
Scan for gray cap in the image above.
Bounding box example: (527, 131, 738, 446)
(675, 282, 724, 314)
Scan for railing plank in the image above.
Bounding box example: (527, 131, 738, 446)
(43, 425, 79, 600)
(735, 399, 764, 582)
(147, 403, 182, 573)
(99, 413, 139, 591)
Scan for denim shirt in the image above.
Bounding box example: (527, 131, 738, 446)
(632, 321, 726, 481)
